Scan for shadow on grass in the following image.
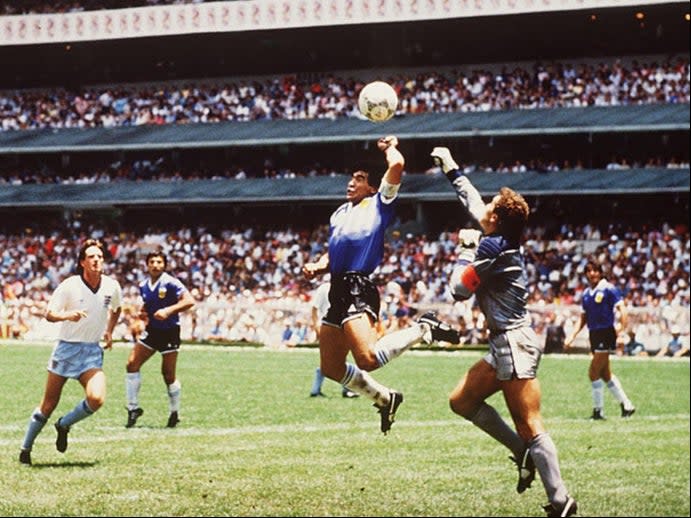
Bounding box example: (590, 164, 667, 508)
(29, 460, 99, 469)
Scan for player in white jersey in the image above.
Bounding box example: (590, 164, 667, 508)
(303, 136, 460, 434)
(431, 147, 576, 518)
(308, 281, 359, 398)
(19, 239, 122, 466)
(124, 251, 195, 428)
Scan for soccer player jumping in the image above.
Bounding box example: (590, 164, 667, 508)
(431, 147, 577, 517)
(303, 136, 459, 434)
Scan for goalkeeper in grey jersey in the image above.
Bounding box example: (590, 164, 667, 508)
(431, 147, 577, 518)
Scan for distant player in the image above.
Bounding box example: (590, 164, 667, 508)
(431, 146, 577, 517)
(19, 239, 122, 465)
(564, 259, 636, 420)
(302, 135, 459, 434)
(124, 251, 195, 428)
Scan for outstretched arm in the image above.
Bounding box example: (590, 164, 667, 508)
(431, 147, 485, 226)
(378, 135, 404, 189)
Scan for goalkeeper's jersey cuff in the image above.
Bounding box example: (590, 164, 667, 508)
(445, 169, 463, 181)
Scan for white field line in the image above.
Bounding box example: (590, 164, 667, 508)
(3, 338, 690, 363)
(0, 414, 688, 447)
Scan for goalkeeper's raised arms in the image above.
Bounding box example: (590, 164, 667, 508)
(430, 147, 486, 225)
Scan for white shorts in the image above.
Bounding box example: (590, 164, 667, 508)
(483, 327, 543, 381)
(48, 340, 104, 379)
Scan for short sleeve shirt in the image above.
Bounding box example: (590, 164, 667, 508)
(47, 274, 122, 343)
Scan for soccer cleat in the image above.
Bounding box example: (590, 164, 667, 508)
(590, 408, 606, 420)
(309, 392, 326, 398)
(543, 496, 578, 517)
(55, 421, 70, 453)
(342, 389, 360, 399)
(620, 404, 636, 418)
(166, 411, 180, 428)
(19, 449, 32, 465)
(430, 146, 460, 174)
(418, 312, 460, 344)
(375, 391, 404, 434)
(510, 448, 536, 494)
(125, 407, 144, 428)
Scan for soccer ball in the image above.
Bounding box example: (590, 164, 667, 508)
(358, 81, 398, 122)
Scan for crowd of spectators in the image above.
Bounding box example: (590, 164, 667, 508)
(1, 56, 688, 132)
(2, 152, 688, 185)
(1, 220, 688, 355)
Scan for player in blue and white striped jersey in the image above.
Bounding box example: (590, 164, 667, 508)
(124, 251, 195, 429)
(431, 146, 577, 518)
(303, 136, 459, 435)
(564, 259, 636, 420)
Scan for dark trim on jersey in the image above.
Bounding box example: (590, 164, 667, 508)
(445, 170, 463, 181)
(80, 274, 101, 294)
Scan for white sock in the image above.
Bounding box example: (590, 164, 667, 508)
(591, 379, 605, 410)
(374, 325, 426, 366)
(340, 364, 391, 406)
(167, 379, 181, 413)
(607, 375, 633, 409)
(126, 372, 141, 410)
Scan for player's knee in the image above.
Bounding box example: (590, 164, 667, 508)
(86, 395, 105, 411)
(39, 402, 57, 418)
(353, 354, 379, 372)
(449, 397, 473, 419)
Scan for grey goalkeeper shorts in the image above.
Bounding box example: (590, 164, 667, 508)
(483, 326, 543, 381)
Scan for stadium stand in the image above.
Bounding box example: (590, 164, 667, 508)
(1, 0, 688, 349)
(1, 57, 688, 131)
(1, 220, 688, 352)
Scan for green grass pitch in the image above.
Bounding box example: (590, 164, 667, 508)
(1, 342, 688, 516)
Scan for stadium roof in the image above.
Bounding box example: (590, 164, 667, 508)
(1, 168, 687, 209)
(0, 104, 687, 153)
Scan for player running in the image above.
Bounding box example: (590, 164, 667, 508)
(19, 239, 122, 465)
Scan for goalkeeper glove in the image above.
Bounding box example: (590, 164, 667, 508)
(431, 147, 460, 174)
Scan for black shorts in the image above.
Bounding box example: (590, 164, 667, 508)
(324, 272, 380, 327)
(140, 326, 181, 354)
(588, 327, 617, 354)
